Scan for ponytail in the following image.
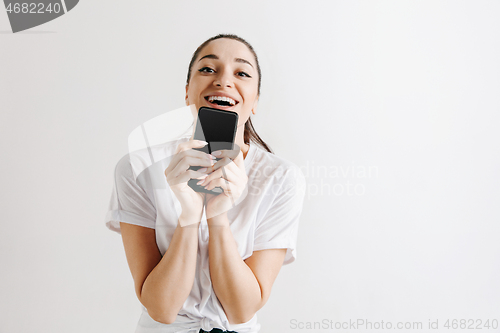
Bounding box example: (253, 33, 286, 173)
(244, 118, 273, 153)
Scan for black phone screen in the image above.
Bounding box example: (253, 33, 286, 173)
(188, 107, 239, 194)
(193, 107, 238, 153)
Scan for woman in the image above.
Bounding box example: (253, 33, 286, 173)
(106, 34, 306, 333)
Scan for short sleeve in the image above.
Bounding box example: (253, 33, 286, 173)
(105, 154, 157, 234)
(253, 165, 306, 265)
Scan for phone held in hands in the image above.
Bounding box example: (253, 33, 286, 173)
(188, 107, 238, 194)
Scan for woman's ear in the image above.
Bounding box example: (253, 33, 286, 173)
(185, 85, 189, 106)
(251, 96, 259, 115)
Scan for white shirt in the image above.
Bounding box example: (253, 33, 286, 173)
(105, 136, 306, 333)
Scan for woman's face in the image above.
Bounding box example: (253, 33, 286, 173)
(185, 38, 259, 127)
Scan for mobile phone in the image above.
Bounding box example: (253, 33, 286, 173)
(188, 107, 239, 194)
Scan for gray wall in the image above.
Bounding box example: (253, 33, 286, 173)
(1, 1, 499, 332)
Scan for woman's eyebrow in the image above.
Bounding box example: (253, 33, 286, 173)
(199, 54, 218, 62)
(235, 58, 254, 68)
(198, 54, 254, 68)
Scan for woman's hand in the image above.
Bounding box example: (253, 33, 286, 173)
(201, 149, 248, 222)
(164, 140, 214, 225)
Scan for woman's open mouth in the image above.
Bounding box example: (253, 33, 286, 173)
(205, 95, 239, 108)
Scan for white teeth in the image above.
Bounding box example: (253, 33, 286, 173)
(207, 95, 236, 106)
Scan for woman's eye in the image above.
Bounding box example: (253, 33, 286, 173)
(237, 71, 251, 78)
(199, 67, 215, 73)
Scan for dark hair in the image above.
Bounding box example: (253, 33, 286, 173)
(186, 34, 273, 154)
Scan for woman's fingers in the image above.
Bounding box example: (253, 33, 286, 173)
(197, 159, 240, 185)
(210, 148, 245, 169)
(204, 177, 233, 194)
(210, 148, 238, 161)
(166, 144, 247, 190)
(165, 140, 208, 173)
(168, 155, 213, 178)
(175, 139, 207, 154)
(209, 156, 232, 172)
(201, 163, 249, 202)
(165, 140, 213, 179)
(171, 169, 209, 186)
(167, 160, 213, 187)
(166, 155, 211, 181)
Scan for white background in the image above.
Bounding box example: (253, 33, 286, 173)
(1, 1, 499, 332)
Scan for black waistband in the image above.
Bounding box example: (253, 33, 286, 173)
(199, 328, 238, 333)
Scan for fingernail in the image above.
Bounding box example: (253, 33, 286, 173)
(197, 179, 204, 185)
(197, 140, 208, 145)
(212, 151, 222, 156)
(208, 155, 216, 160)
(198, 167, 207, 172)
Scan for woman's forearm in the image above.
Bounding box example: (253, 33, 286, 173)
(208, 214, 263, 324)
(140, 214, 200, 324)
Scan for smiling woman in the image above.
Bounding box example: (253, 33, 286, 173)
(105, 34, 306, 333)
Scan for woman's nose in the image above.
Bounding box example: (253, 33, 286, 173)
(213, 70, 233, 88)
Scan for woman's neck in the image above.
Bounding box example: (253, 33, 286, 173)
(234, 126, 249, 159)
